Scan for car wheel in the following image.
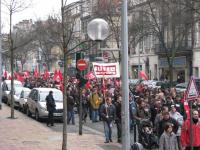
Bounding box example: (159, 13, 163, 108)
(22, 105, 27, 114)
(7, 99, 10, 106)
(26, 107, 31, 117)
(35, 110, 40, 121)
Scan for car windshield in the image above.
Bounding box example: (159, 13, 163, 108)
(23, 91, 30, 98)
(39, 91, 63, 102)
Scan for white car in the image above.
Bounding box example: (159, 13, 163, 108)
(2, 80, 23, 104)
(18, 87, 31, 113)
(26, 88, 63, 121)
(7, 87, 24, 107)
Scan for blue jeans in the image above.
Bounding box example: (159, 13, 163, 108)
(67, 110, 75, 124)
(92, 109, 98, 122)
(103, 121, 112, 142)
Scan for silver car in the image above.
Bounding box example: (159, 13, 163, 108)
(18, 87, 31, 113)
(26, 88, 63, 121)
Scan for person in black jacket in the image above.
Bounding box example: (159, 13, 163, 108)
(67, 90, 75, 125)
(46, 91, 56, 126)
(114, 96, 122, 143)
(100, 97, 116, 143)
(157, 111, 179, 137)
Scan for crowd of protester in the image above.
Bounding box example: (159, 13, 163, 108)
(3, 69, 200, 150)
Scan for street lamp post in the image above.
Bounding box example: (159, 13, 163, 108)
(0, 0, 2, 110)
(121, 0, 130, 149)
(87, 15, 130, 149)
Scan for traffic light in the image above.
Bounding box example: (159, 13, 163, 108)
(76, 72, 88, 88)
(76, 52, 85, 68)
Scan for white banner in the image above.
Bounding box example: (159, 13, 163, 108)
(92, 62, 120, 78)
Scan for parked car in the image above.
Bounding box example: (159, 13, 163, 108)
(7, 87, 24, 107)
(175, 82, 188, 93)
(18, 87, 31, 113)
(26, 88, 63, 121)
(2, 80, 23, 104)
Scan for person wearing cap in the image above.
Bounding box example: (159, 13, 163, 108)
(159, 122, 179, 150)
(46, 91, 56, 126)
(180, 110, 200, 150)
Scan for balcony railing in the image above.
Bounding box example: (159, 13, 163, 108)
(154, 40, 193, 53)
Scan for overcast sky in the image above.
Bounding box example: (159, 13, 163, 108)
(2, 0, 79, 33)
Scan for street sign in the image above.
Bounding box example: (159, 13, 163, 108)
(77, 59, 87, 71)
(186, 77, 199, 101)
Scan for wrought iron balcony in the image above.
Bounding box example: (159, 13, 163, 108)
(154, 40, 193, 54)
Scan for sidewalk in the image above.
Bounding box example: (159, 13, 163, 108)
(0, 104, 121, 150)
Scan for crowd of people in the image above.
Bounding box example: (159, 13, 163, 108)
(3, 70, 200, 150)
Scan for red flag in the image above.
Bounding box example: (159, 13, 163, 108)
(24, 70, 30, 78)
(16, 73, 24, 82)
(85, 71, 95, 80)
(53, 69, 58, 81)
(139, 71, 148, 80)
(43, 69, 49, 80)
(57, 69, 63, 81)
(34, 68, 39, 78)
(3, 70, 7, 79)
(85, 81, 91, 89)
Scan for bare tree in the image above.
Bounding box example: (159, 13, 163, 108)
(91, 0, 121, 62)
(129, 0, 195, 84)
(34, 17, 63, 70)
(2, 0, 31, 118)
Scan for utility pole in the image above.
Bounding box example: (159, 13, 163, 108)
(79, 0, 84, 136)
(121, 0, 130, 150)
(0, 0, 2, 110)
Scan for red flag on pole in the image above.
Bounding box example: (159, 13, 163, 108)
(34, 68, 39, 78)
(43, 69, 49, 80)
(139, 71, 148, 80)
(3, 70, 7, 79)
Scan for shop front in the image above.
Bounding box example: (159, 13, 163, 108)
(159, 56, 190, 82)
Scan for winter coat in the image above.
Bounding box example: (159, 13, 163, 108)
(158, 117, 179, 137)
(100, 103, 116, 123)
(89, 93, 101, 109)
(180, 119, 200, 147)
(67, 95, 75, 112)
(159, 132, 179, 150)
(169, 111, 183, 136)
(46, 94, 56, 112)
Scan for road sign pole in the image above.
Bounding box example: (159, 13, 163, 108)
(189, 101, 193, 150)
(79, 87, 83, 135)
